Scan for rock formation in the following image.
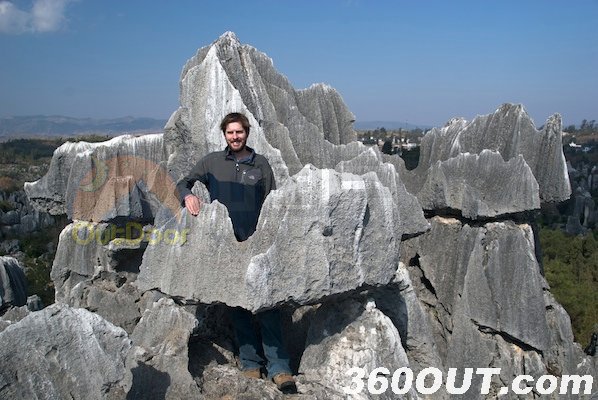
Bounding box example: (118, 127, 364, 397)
(402, 105, 571, 206)
(416, 150, 540, 219)
(0, 303, 131, 399)
(0, 190, 54, 239)
(0, 256, 27, 311)
(5, 32, 594, 399)
(564, 161, 597, 234)
(24, 134, 170, 222)
(138, 165, 403, 312)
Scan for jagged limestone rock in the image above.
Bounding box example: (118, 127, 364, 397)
(138, 166, 401, 312)
(416, 150, 540, 218)
(165, 40, 292, 186)
(125, 298, 201, 399)
(198, 364, 287, 399)
(543, 291, 597, 382)
(0, 303, 131, 399)
(299, 298, 418, 399)
(0, 320, 9, 332)
(0, 190, 54, 237)
(0, 304, 30, 333)
(165, 31, 428, 236)
(402, 217, 550, 354)
(0, 256, 27, 311)
(370, 263, 444, 377)
(400, 217, 596, 398)
(335, 147, 430, 236)
(565, 188, 596, 233)
(51, 222, 145, 332)
(24, 134, 173, 222)
(403, 104, 570, 204)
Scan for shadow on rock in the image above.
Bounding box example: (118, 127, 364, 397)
(127, 363, 171, 400)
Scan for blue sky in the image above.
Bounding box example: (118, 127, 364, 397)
(0, 0, 596, 128)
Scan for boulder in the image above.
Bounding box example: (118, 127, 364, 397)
(0, 303, 131, 399)
(0, 304, 30, 333)
(51, 222, 146, 332)
(125, 298, 201, 399)
(299, 298, 417, 399)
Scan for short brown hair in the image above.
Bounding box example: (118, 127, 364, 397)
(220, 112, 250, 135)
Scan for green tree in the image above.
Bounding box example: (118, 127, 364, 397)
(540, 228, 598, 345)
(381, 139, 393, 155)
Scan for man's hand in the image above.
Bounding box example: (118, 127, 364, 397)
(184, 194, 201, 216)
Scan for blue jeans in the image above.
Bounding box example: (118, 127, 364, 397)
(231, 307, 292, 378)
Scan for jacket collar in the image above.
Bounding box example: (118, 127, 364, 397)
(225, 145, 256, 165)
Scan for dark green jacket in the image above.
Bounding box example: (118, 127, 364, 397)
(176, 146, 276, 241)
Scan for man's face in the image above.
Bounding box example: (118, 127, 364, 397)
(224, 122, 248, 153)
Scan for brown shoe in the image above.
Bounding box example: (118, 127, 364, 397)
(242, 368, 262, 379)
(272, 373, 297, 394)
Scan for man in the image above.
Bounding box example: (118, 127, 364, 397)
(175, 112, 297, 394)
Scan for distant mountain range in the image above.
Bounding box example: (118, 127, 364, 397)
(0, 115, 168, 138)
(353, 120, 432, 131)
(0, 115, 432, 139)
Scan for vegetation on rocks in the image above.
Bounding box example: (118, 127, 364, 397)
(539, 227, 598, 346)
(20, 218, 68, 307)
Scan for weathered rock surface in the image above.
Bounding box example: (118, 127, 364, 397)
(139, 165, 402, 312)
(400, 217, 595, 399)
(198, 364, 288, 399)
(402, 217, 550, 352)
(0, 190, 54, 237)
(0, 303, 131, 399)
(401, 103, 571, 207)
(335, 147, 430, 236)
(0, 296, 45, 333)
(130, 32, 427, 312)
(0, 304, 30, 333)
(164, 31, 428, 237)
(417, 150, 540, 218)
(125, 298, 201, 399)
(299, 298, 417, 399)
(565, 170, 597, 233)
(24, 134, 172, 222)
(0, 256, 27, 311)
(370, 263, 444, 377)
(51, 222, 147, 333)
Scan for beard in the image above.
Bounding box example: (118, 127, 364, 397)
(228, 140, 246, 152)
